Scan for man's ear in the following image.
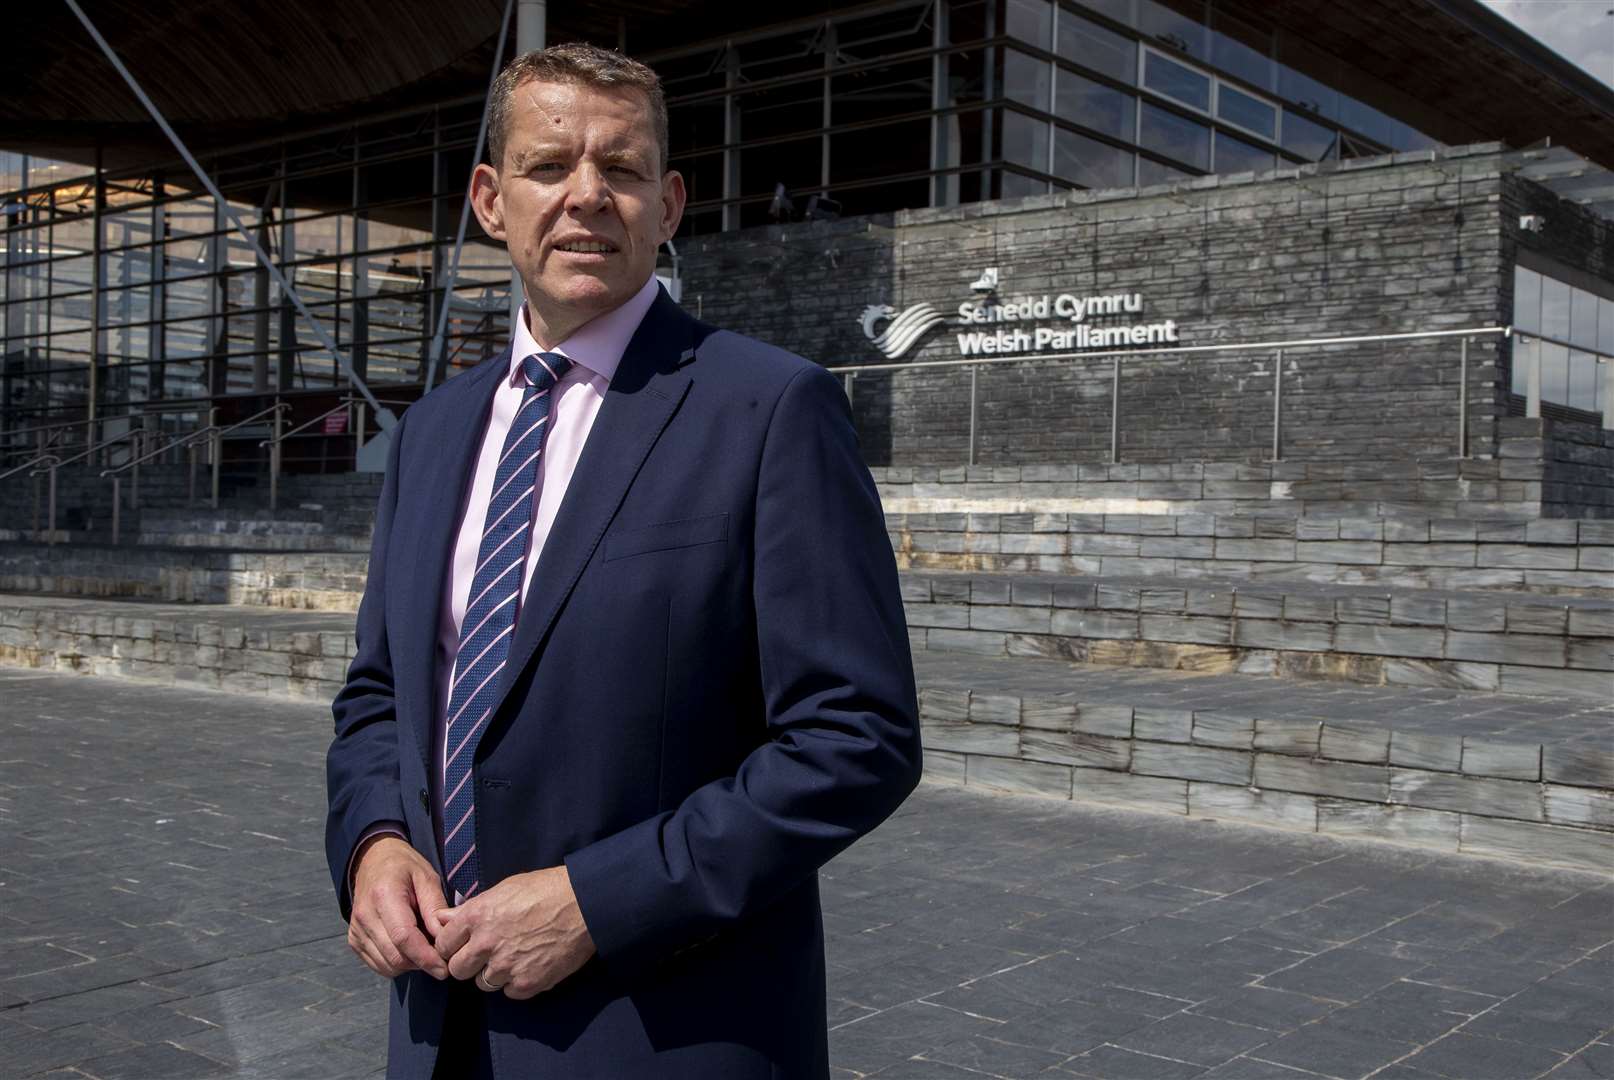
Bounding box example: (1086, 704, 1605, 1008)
(470, 162, 506, 241)
(658, 169, 687, 244)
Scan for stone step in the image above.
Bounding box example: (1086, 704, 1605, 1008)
(890, 512, 1614, 596)
(1, 593, 1607, 875)
(912, 651, 1613, 875)
(901, 570, 1614, 701)
(0, 542, 366, 609)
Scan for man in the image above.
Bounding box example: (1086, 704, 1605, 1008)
(324, 43, 921, 1079)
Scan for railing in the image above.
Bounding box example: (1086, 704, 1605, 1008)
(257, 396, 415, 511)
(20, 427, 147, 544)
(826, 325, 1521, 466)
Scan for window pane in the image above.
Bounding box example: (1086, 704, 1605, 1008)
(1001, 169, 1049, 199)
(1513, 267, 1541, 333)
(1277, 63, 1337, 121)
(1137, 0, 1207, 61)
(1003, 48, 1051, 110)
(738, 136, 821, 198)
(1055, 128, 1132, 189)
(1001, 109, 1050, 172)
(1055, 68, 1135, 139)
(1568, 352, 1598, 412)
(1006, 0, 1053, 49)
(1143, 51, 1210, 111)
(1138, 156, 1192, 186)
(1281, 109, 1335, 162)
(1571, 286, 1598, 350)
(1218, 84, 1275, 139)
(1139, 102, 1208, 170)
(1338, 95, 1400, 149)
(1541, 277, 1570, 339)
(1058, 12, 1136, 84)
(1511, 337, 1535, 396)
(1073, 0, 1134, 26)
(1214, 131, 1274, 173)
(1540, 344, 1569, 405)
(1210, 13, 1273, 90)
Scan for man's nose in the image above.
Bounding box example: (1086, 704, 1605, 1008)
(564, 163, 610, 213)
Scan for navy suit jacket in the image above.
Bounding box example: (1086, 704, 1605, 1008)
(325, 286, 922, 1079)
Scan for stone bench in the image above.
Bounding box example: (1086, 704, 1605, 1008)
(889, 513, 1613, 595)
(901, 570, 1614, 701)
(913, 652, 1613, 876)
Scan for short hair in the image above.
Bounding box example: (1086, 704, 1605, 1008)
(486, 43, 669, 174)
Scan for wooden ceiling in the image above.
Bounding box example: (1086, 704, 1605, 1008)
(4, 0, 1612, 178)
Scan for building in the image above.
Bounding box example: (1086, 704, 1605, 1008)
(2, 0, 1611, 511)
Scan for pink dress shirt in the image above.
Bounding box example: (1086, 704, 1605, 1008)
(349, 275, 660, 894)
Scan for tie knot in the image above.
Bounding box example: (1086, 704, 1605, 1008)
(521, 352, 573, 392)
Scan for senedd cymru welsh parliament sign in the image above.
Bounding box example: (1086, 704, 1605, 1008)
(859, 268, 1181, 362)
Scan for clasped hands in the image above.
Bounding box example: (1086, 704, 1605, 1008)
(347, 836, 596, 998)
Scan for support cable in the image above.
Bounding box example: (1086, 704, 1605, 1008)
(425, 0, 517, 392)
(62, 0, 398, 430)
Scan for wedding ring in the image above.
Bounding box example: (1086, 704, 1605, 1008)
(475, 969, 502, 992)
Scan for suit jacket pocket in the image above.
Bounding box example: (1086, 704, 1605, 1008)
(604, 512, 729, 562)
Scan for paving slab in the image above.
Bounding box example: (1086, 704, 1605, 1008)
(1, 669, 1611, 1080)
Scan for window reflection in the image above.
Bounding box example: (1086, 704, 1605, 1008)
(1144, 50, 1211, 112)
(1140, 101, 1209, 170)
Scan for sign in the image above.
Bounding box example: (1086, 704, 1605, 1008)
(860, 269, 1180, 361)
(323, 411, 348, 435)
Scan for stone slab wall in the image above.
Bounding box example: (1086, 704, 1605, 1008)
(917, 686, 1614, 875)
(901, 571, 1614, 701)
(0, 543, 366, 610)
(890, 513, 1614, 595)
(0, 602, 354, 703)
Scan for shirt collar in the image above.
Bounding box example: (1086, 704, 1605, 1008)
(507, 275, 661, 387)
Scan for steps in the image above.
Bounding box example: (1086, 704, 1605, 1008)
(890, 512, 1613, 595)
(912, 652, 1613, 875)
(901, 570, 1614, 700)
(1, 593, 1608, 875)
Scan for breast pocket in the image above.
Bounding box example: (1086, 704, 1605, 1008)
(603, 512, 729, 562)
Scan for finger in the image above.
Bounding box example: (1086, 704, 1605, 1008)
(376, 889, 447, 979)
(356, 898, 411, 976)
(434, 906, 475, 963)
(351, 921, 400, 978)
(503, 976, 545, 1001)
(358, 918, 407, 977)
(412, 869, 450, 940)
(447, 933, 492, 982)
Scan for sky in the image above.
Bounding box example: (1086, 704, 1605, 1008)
(1482, 0, 1614, 89)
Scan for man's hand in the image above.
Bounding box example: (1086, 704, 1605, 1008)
(348, 835, 450, 980)
(433, 865, 596, 999)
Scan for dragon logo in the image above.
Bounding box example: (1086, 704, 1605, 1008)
(859, 302, 947, 360)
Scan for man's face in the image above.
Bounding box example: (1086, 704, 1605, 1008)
(471, 79, 685, 343)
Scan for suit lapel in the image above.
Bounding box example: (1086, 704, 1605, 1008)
(399, 345, 513, 772)
(488, 288, 696, 720)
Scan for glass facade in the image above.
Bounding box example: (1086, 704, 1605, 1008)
(1512, 265, 1612, 415)
(651, 0, 1441, 227)
(3, 0, 1448, 433)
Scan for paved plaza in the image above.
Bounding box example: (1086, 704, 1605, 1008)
(1, 668, 1610, 1079)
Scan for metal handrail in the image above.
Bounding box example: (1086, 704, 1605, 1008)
(258, 398, 356, 449)
(99, 426, 205, 479)
(0, 453, 60, 484)
(32, 428, 142, 475)
(170, 401, 293, 458)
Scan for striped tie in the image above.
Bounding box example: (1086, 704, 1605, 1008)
(441, 350, 572, 901)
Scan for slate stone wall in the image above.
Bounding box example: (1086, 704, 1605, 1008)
(682, 144, 1610, 477)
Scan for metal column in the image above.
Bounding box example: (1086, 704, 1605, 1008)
(1270, 350, 1284, 462)
(1457, 337, 1468, 458)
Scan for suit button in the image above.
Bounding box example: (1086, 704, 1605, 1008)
(418, 788, 430, 812)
